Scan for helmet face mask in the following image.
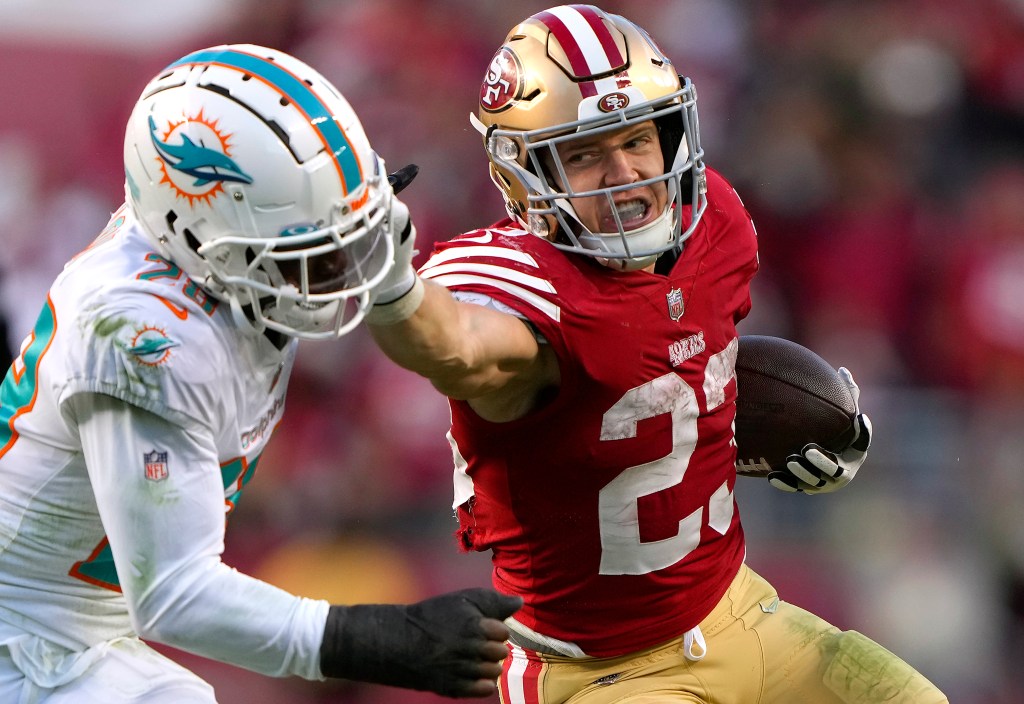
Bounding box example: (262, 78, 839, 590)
(124, 44, 393, 339)
(197, 204, 393, 338)
(473, 5, 708, 271)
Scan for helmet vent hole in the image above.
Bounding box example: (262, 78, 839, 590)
(165, 210, 178, 232)
(183, 228, 202, 254)
(523, 89, 540, 102)
(279, 98, 289, 107)
(196, 85, 295, 156)
(266, 120, 291, 147)
(242, 74, 252, 81)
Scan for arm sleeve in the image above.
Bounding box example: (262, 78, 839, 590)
(68, 391, 329, 680)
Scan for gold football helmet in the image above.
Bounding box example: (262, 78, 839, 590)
(472, 5, 706, 271)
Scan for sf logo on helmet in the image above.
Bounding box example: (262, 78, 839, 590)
(598, 92, 630, 113)
(149, 111, 252, 208)
(480, 47, 523, 113)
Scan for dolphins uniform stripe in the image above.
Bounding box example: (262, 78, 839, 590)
(537, 6, 625, 99)
(168, 48, 363, 194)
(0, 297, 57, 457)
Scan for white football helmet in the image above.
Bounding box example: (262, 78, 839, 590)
(472, 5, 707, 271)
(124, 44, 394, 339)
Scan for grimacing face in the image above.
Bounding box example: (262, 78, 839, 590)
(545, 120, 668, 238)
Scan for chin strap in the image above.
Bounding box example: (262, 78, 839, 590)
(653, 242, 683, 275)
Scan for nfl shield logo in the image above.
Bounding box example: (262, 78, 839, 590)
(666, 288, 685, 321)
(144, 450, 169, 482)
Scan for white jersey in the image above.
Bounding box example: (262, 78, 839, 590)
(0, 205, 327, 680)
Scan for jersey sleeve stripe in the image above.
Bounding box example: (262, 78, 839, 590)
(419, 262, 556, 294)
(422, 273, 561, 322)
(422, 246, 540, 270)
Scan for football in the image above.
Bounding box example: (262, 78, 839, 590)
(733, 335, 857, 477)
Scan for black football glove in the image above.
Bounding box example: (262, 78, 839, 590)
(319, 587, 522, 698)
(768, 367, 873, 494)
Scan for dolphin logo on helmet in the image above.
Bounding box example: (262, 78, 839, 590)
(149, 115, 253, 186)
(125, 44, 393, 340)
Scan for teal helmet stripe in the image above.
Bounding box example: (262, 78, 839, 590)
(168, 48, 363, 194)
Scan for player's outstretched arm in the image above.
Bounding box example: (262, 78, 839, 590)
(365, 168, 555, 412)
(72, 392, 522, 688)
(320, 587, 522, 697)
(768, 367, 873, 494)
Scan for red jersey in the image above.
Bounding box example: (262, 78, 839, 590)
(420, 167, 759, 657)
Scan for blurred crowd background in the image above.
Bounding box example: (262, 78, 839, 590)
(1, 0, 1022, 701)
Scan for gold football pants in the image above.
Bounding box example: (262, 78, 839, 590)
(500, 564, 948, 703)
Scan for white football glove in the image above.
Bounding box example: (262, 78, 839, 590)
(768, 367, 873, 494)
(371, 165, 420, 305)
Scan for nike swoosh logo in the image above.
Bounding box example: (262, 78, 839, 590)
(459, 232, 493, 244)
(151, 294, 188, 320)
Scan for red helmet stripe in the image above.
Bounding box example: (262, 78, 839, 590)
(535, 10, 596, 97)
(571, 4, 624, 67)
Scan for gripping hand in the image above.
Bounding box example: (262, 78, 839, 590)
(768, 367, 873, 494)
(319, 587, 523, 698)
(371, 164, 420, 305)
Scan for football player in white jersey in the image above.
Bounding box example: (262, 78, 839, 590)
(0, 45, 519, 703)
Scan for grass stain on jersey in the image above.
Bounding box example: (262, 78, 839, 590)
(92, 313, 131, 338)
(87, 312, 165, 395)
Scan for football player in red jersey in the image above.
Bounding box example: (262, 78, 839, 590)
(367, 5, 947, 703)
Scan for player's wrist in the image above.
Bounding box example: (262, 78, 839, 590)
(365, 275, 424, 325)
(320, 603, 395, 681)
(372, 264, 417, 305)
(372, 194, 419, 308)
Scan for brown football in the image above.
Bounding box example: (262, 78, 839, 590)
(734, 335, 857, 477)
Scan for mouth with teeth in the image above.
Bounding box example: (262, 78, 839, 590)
(602, 198, 652, 232)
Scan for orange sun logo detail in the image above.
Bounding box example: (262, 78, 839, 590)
(126, 325, 179, 367)
(153, 109, 242, 209)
